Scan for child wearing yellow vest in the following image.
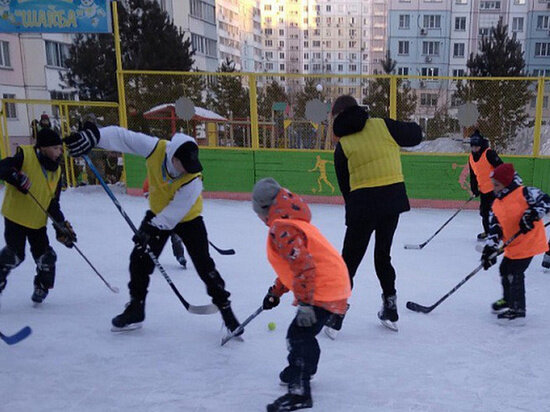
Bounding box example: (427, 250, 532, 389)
(481, 163, 550, 324)
(64, 123, 241, 333)
(0, 128, 75, 305)
(252, 178, 351, 412)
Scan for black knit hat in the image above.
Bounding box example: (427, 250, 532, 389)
(36, 128, 62, 148)
(36, 127, 63, 147)
(173, 141, 203, 173)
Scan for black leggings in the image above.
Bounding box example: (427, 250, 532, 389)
(0, 218, 56, 289)
(342, 214, 399, 297)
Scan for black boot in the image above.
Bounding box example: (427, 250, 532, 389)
(31, 283, 49, 304)
(378, 294, 398, 331)
(220, 303, 242, 335)
(279, 366, 316, 386)
(112, 299, 145, 331)
(542, 253, 550, 269)
(267, 393, 313, 412)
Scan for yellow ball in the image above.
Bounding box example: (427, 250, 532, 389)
(268, 322, 276, 331)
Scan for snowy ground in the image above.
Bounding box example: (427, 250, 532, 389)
(1, 187, 549, 412)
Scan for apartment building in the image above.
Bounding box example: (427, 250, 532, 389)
(259, 0, 388, 99)
(388, 0, 550, 119)
(0, 33, 74, 149)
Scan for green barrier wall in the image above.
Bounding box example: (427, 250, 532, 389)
(123, 149, 550, 201)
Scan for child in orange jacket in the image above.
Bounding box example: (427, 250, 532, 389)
(252, 178, 351, 412)
(481, 163, 550, 324)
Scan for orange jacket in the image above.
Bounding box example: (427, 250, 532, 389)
(469, 151, 494, 194)
(265, 188, 351, 314)
(492, 186, 548, 259)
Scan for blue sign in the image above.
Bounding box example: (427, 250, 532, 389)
(0, 0, 112, 33)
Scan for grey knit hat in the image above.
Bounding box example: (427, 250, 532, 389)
(252, 178, 281, 218)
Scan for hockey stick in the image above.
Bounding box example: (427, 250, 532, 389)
(406, 231, 522, 314)
(27, 191, 119, 293)
(221, 306, 263, 346)
(83, 155, 218, 315)
(209, 241, 235, 255)
(0, 326, 32, 345)
(404, 195, 475, 250)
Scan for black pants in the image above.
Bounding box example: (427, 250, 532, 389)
(499, 256, 532, 312)
(479, 192, 495, 234)
(0, 218, 56, 289)
(128, 213, 230, 307)
(342, 214, 399, 297)
(285, 306, 331, 396)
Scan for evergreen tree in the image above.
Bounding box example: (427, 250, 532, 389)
(454, 19, 532, 149)
(206, 58, 250, 146)
(206, 58, 249, 119)
(64, 0, 196, 110)
(257, 80, 289, 120)
(362, 51, 417, 120)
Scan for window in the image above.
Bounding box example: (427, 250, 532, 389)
(535, 43, 550, 57)
(326, 5, 331, 12)
(304, 64, 309, 71)
(480, 1, 501, 9)
(313, 41, 320, 47)
(453, 43, 465, 57)
(423, 15, 441, 29)
(532, 69, 550, 77)
(191, 34, 217, 57)
(265, 40, 273, 47)
(303, 52, 309, 59)
(190, 0, 216, 24)
(455, 17, 466, 31)
(279, 64, 285, 70)
(422, 41, 440, 55)
(455, 0, 467, 4)
(421, 67, 439, 76)
(349, 64, 357, 71)
(0, 41, 10, 68)
(512, 17, 524, 32)
(326, 64, 332, 71)
(479, 28, 489, 36)
(279, 52, 284, 59)
(399, 15, 410, 29)
(398, 41, 410, 55)
(279, 40, 285, 47)
(264, 4, 271, 11)
(537, 16, 549, 30)
(279, 29, 284, 36)
(45, 41, 69, 68)
(420, 93, 438, 106)
(452, 69, 465, 77)
(265, 52, 273, 59)
(398, 67, 409, 75)
(514, 0, 525, 4)
(337, 64, 344, 72)
(2, 94, 16, 119)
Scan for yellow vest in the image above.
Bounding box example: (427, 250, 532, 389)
(339, 118, 404, 190)
(2, 145, 61, 229)
(146, 140, 203, 222)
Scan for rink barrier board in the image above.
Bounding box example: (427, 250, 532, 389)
(123, 150, 550, 208)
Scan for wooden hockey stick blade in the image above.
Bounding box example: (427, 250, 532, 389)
(406, 301, 433, 313)
(188, 303, 219, 315)
(404, 243, 425, 250)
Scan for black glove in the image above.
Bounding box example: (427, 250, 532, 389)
(519, 209, 538, 234)
(481, 245, 498, 270)
(55, 221, 77, 248)
(132, 214, 162, 249)
(64, 121, 100, 157)
(262, 286, 280, 310)
(9, 169, 31, 194)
